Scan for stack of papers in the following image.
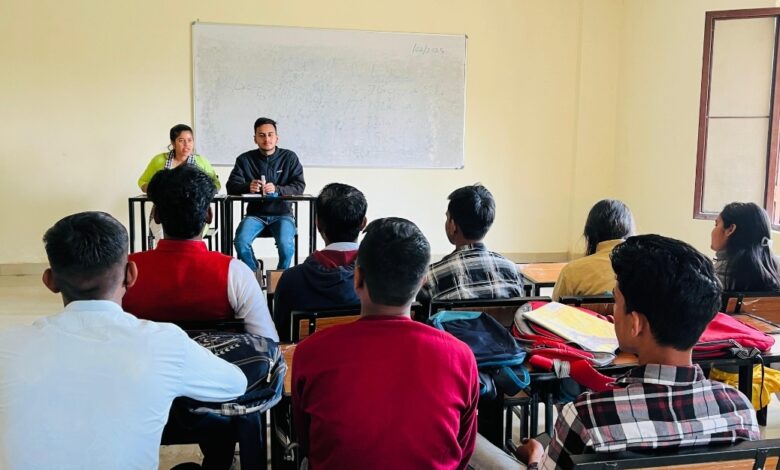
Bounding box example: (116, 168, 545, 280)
(523, 302, 619, 354)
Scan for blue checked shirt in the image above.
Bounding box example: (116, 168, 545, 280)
(419, 243, 524, 301)
(540, 364, 760, 469)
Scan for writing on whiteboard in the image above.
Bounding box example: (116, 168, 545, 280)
(412, 43, 446, 56)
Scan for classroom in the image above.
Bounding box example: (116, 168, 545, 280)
(3, 0, 780, 469)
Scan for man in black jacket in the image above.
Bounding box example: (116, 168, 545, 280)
(226, 117, 306, 272)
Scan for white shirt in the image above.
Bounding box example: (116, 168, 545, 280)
(0, 300, 247, 470)
(228, 259, 279, 341)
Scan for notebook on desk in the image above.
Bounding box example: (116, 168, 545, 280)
(522, 302, 619, 354)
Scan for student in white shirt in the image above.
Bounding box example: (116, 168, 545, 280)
(0, 211, 247, 470)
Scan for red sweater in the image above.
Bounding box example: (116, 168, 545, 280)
(292, 315, 479, 470)
(123, 240, 233, 322)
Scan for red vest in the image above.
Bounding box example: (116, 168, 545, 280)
(123, 240, 233, 322)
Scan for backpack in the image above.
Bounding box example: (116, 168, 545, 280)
(430, 310, 530, 399)
(167, 332, 286, 470)
(694, 312, 775, 359)
(178, 332, 287, 416)
(512, 302, 617, 394)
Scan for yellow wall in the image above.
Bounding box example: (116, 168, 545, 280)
(615, 0, 777, 255)
(0, 0, 589, 264)
(1, 0, 777, 265)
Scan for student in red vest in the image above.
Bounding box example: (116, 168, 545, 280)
(292, 218, 480, 469)
(123, 165, 278, 341)
(273, 182, 367, 341)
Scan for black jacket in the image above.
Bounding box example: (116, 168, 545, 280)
(226, 147, 306, 216)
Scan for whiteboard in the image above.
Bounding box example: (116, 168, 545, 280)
(192, 23, 466, 168)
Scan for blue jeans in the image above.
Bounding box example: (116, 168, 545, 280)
(234, 215, 296, 271)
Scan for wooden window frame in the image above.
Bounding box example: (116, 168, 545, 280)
(694, 8, 780, 228)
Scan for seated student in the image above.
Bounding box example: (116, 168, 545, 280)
(512, 235, 759, 470)
(123, 165, 278, 340)
(0, 212, 246, 469)
(552, 199, 634, 300)
(273, 182, 367, 341)
(709, 202, 780, 410)
(292, 218, 480, 469)
(419, 184, 523, 301)
(711, 201, 780, 292)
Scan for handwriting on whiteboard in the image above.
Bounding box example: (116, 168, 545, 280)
(412, 43, 446, 56)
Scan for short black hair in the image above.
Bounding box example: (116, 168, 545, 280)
(316, 183, 367, 243)
(584, 199, 634, 255)
(447, 184, 495, 240)
(169, 124, 193, 142)
(43, 211, 129, 301)
(611, 234, 721, 351)
(147, 165, 216, 239)
(357, 217, 430, 306)
(254, 117, 277, 132)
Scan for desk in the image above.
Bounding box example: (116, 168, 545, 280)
(128, 194, 226, 253)
(517, 262, 566, 296)
(222, 195, 318, 264)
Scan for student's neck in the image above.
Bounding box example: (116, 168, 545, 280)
(162, 235, 203, 242)
(61, 293, 123, 308)
(636, 344, 693, 368)
(454, 238, 482, 250)
(361, 302, 411, 318)
(258, 147, 276, 157)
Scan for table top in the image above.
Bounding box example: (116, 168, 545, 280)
(129, 193, 315, 202)
(517, 262, 567, 284)
(226, 194, 316, 201)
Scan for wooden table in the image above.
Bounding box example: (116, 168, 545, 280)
(517, 262, 567, 296)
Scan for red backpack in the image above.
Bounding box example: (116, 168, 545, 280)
(694, 312, 775, 359)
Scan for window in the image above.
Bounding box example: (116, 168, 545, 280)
(694, 8, 780, 227)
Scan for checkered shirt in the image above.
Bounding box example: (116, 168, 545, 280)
(540, 364, 760, 470)
(419, 243, 524, 301)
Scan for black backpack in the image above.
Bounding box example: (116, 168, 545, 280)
(430, 310, 529, 399)
(180, 332, 286, 416)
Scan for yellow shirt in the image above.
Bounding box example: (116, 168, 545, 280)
(552, 239, 624, 301)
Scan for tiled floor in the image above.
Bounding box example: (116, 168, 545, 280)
(2, 273, 779, 469)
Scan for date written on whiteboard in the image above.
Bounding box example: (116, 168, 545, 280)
(412, 43, 446, 56)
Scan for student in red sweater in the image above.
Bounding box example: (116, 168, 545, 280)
(123, 165, 277, 340)
(292, 217, 480, 469)
(273, 182, 367, 341)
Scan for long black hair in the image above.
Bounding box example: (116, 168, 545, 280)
(583, 199, 635, 256)
(719, 202, 780, 292)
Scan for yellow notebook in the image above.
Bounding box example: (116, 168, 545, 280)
(523, 302, 619, 353)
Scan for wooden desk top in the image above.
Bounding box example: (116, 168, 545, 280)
(517, 262, 567, 284)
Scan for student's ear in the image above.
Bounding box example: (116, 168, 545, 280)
(42, 268, 60, 294)
(360, 216, 368, 231)
(206, 206, 213, 225)
(445, 217, 457, 236)
(124, 261, 138, 290)
(354, 265, 365, 291)
(629, 311, 645, 338)
(725, 223, 737, 238)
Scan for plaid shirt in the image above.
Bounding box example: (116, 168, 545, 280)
(419, 243, 523, 301)
(540, 364, 759, 470)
